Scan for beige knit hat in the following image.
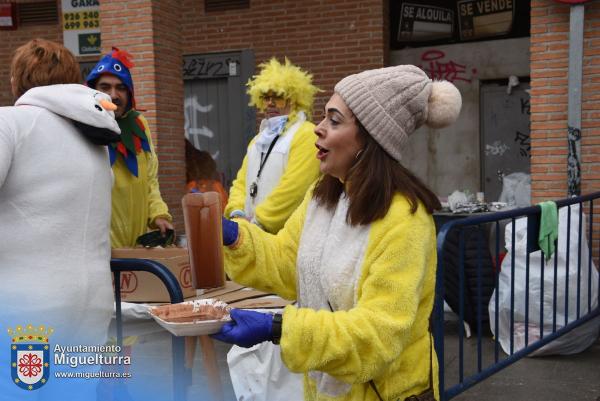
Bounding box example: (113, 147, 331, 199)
(334, 65, 461, 161)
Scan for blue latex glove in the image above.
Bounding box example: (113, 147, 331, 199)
(222, 216, 239, 246)
(211, 309, 273, 348)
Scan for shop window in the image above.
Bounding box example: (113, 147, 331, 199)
(390, 0, 530, 49)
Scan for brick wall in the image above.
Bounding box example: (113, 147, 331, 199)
(530, 0, 600, 263)
(150, 0, 186, 230)
(0, 0, 62, 106)
(180, 0, 387, 123)
(530, 0, 600, 200)
(100, 0, 185, 229)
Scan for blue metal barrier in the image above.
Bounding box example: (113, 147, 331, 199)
(111, 258, 188, 401)
(434, 192, 600, 400)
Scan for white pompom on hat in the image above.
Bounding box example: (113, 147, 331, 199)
(334, 65, 461, 161)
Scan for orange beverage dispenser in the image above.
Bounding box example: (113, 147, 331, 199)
(181, 192, 225, 289)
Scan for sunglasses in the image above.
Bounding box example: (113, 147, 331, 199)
(261, 93, 287, 108)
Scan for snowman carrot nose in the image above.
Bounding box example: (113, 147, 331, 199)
(99, 99, 117, 111)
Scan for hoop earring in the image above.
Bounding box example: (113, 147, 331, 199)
(355, 149, 364, 160)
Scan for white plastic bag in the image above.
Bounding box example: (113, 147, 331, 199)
(227, 341, 304, 401)
(498, 172, 531, 207)
(489, 204, 600, 356)
(448, 190, 470, 212)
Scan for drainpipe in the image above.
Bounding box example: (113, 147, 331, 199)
(555, 0, 590, 196)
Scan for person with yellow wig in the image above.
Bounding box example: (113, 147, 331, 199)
(224, 58, 321, 234)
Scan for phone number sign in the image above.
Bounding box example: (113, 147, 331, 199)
(62, 0, 101, 56)
(64, 11, 100, 30)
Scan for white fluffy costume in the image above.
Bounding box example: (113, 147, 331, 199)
(0, 84, 120, 399)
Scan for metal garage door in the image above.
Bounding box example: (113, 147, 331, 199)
(183, 50, 255, 187)
(480, 79, 531, 203)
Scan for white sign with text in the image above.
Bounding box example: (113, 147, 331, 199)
(61, 0, 101, 57)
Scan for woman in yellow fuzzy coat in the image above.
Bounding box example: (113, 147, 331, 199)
(214, 65, 462, 401)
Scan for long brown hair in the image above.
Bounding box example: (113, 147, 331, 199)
(313, 121, 440, 226)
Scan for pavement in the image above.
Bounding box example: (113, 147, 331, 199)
(443, 320, 600, 401)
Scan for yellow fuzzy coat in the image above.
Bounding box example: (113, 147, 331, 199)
(225, 190, 439, 401)
(110, 114, 171, 248)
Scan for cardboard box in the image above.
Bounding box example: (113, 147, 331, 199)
(111, 247, 196, 303)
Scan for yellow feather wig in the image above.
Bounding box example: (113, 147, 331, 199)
(247, 58, 320, 119)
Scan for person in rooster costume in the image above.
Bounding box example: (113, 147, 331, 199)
(86, 47, 173, 248)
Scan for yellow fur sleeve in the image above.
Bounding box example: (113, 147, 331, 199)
(223, 188, 314, 300)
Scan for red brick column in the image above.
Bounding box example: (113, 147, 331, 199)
(100, 0, 185, 230)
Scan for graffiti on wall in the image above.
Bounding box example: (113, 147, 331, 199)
(183, 56, 239, 80)
(418, 50, 477, 83)
(514, 131, 530, 157)
(568, 126, 581, 196)
(485, 140, 510, 156)
(515, 95, 531, 157)
(184, 95, 219, 159)
(520, 97, 530, 115)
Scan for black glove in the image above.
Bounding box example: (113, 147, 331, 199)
(135, 229, 175, 248)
